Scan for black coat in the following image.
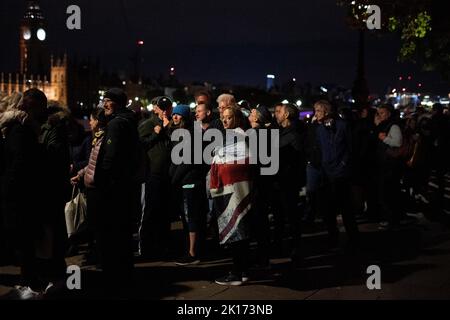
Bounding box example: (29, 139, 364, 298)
(169, 125, 209, 188)
(72, 134, 93, 174)
(96, 108, 141, 188)
(305, 122, 322, 169)
(138, 113, 171, 178)
(39, 114, 72, 210)
(352, 117, 376, 182)
(277, 123, 306, 188)
(1, 121, 43, 233)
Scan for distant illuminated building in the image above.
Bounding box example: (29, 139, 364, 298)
(0, 1, 67, 106)
(20, 0, 48, 76)
(266, 74, 275, 91)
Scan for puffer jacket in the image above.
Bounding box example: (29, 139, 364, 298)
(78, 131, 104, 188)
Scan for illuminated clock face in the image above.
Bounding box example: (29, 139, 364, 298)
(23, 28, 31, 40)
(37, 28, 46, 41)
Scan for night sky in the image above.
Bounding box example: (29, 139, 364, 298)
(0, 0, 447, 95)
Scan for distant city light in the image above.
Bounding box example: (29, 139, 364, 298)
(418, 83, 422, 87)
(306, 114, 311, 119)
(99, 96, 104, 100)
(147, 105, 153, 112)
(399, 76, 403, 81)
(138, 40, 144, 45)
(296, 100, 302, 107)
(282, 99, 289, 104)
(292, 78, 296, 82)
(122, 81, 126, 85)
(128, 99, 132, 104)
(320, 86, 328, 93)
(351, 1, 355, 5)
(402, 88, 406, 92)
(267, 74, 275, 79)
(172, 102, 178, 107)
(421, 101, 433, 107)
(135, 97, 139, 101)
(392, 88, 396, 93)
(407, 75, 412, 80)
(80, 102, 84, 106)
(189, 102, 196, 109)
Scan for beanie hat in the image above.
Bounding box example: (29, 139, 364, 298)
(104, 88, 127, 108)
(254, 104, 272, 126)
(172, 104, 191, 119)
(156, 96, 173, 111)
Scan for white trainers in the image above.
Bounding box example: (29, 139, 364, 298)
(12, 286, 44, 300)
(44, 281, 66, 296)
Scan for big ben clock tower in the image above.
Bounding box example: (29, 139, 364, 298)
(19, 0, 49, 76)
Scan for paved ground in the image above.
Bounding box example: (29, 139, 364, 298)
(1, 212, 450, 300)
(2, 172, 450, 300)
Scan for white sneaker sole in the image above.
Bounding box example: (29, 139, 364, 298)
(175, 260, 200, 266)
(215, 280, 243, 286)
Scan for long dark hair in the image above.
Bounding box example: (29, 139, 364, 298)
(91, 107, 107, 129)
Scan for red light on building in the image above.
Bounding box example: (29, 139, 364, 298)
(418, 83, 422, 87)
(138, 40, 144, 45)
(399, 76, 403, 81)
(408, 75, 412, 80)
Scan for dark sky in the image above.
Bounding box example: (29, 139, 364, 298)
(0, 0, 447, 95)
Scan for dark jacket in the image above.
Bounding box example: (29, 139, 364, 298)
(169, 124, 210, 188)
(430, 113, 450, 169)
(1, 117, 42, 232)
(72, 134, 93, 174)
(39, 110, 72, 211)
(305, 122, 322, 169)
(95, 108, 140, 188)
(277, 123, 305, 188)
(316, 118, 352, 179)
(139, 113, 171, 177)
(209, 116, 224, 132)
(352, 117, 376, 182)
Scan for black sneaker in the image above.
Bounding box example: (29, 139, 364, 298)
(175, 254, 200, 266)
(215, 273, 243, 286)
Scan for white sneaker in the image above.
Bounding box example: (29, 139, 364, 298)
(13, 286, 43, 300)
(44, 281, 66, 295)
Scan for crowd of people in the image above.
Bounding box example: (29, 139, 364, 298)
(0, 87, 449, 298)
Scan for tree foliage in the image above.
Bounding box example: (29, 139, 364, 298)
(338, 0, 450, 79)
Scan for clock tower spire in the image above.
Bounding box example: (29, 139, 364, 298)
(19, 0, 48, 76)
